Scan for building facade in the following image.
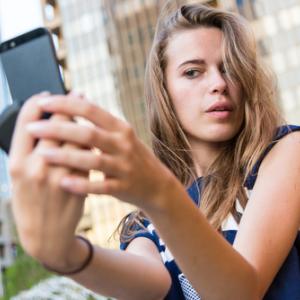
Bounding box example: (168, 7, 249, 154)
(223, 0, 300, 123)
(43, 0, 134, 248)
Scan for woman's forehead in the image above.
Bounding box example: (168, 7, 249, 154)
(166, 27, 224, 67)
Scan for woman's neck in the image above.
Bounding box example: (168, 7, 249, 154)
(189, 139, 224, 178)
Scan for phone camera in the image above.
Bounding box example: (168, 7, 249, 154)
(10, 41, 16, 48)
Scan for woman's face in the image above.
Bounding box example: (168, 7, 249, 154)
(165, 27, 244, 148)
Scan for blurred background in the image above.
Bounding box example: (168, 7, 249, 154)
(0, 0, 300, 298)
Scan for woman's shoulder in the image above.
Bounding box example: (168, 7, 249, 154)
(274, 124, 300, 139)
(259, 125, 300, 174)
(245, 124, 300, 190)
(261, 124, 300, 160)
(268, 125, 300, 160)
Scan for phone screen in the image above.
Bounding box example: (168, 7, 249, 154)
(0, 28, 65, 103)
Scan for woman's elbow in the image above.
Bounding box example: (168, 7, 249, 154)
(245, 265, 261, 300)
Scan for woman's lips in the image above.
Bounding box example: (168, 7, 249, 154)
(206, 110, 232, 119)
(206, 101, 233, 113)
(205, 101, 234, 119)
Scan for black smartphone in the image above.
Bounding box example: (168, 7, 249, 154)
(0, 27, 66, 154)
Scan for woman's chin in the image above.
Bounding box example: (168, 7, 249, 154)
(203, 125, 240, 143)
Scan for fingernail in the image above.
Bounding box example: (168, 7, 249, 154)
(26, 122, 44, 131)
(37, 97, 54, 107)
(60, 177, 74, 187)
(36, 148, 58, 157)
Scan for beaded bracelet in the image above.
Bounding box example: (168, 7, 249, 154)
(42, 235, 94, 275)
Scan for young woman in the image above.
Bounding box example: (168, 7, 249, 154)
(9, 2, 300, 300)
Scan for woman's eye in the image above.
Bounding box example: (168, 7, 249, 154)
(221, 66, 236, 79)
(184, 69, 201, 78)
(220, 66, 227, 74)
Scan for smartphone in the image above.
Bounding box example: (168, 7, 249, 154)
(0, 27, 66, 154)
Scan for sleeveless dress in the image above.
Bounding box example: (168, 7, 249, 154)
(120, 125, 300, 300)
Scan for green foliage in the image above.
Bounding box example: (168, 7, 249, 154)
(3, 244, 51, 299)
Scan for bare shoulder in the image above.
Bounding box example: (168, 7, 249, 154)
(274, 129, 300, 146)
(259, 129, 300, 174)
(256, 129, 300, 208)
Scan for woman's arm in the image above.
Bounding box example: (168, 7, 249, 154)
(67, 237, 171, 300)
(9, 95, 170, 300)
(233, 131, 300, 297)
(30, 96, 300, 299)
(143, 131, 300, 300)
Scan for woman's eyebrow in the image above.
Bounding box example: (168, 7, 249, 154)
(177, 59, 206, 70)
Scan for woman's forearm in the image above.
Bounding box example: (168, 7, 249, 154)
(65, 241, 169, 300)
(144, 177, 259, 300)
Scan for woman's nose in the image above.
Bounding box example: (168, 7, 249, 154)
(208, 70, 227, 95)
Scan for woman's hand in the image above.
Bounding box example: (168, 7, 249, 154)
(9, 93, 88, 269)
(25, 95, 176, 211)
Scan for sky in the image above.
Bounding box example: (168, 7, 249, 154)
(0, 0, 44, 109)
(0, 0, 43, 41)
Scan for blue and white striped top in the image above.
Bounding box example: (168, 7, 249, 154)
(121, 125, 300, 300)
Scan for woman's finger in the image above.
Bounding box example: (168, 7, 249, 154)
(27, 120, 122, 154)
(9, 93, 49, 164)
(26, 114, 75, 192)
(59, 175, 120, 197)
(36, 148, 121, 176)
(36, 96, 125, 132)
(34, 113, 71, 151)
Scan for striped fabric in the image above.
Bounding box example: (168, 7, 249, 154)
(121, 125, 300, 300)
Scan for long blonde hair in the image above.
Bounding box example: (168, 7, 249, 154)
(119, 1, 283, 242)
